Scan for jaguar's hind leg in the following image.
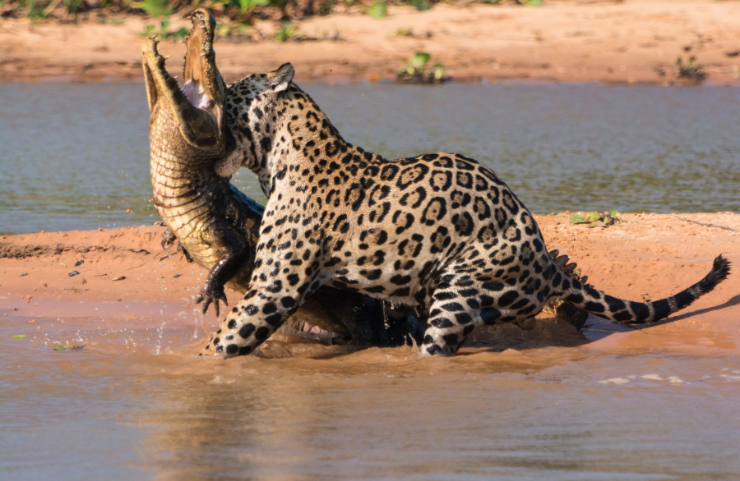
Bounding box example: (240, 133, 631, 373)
(421, 273, 547, 356)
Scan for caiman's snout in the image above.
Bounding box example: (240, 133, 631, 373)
(182, 9, 224, 113)
(141, 9, 224, 151)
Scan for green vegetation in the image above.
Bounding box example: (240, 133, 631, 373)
(141, 18, 189, 41)
(234, 0, 270, 15)
(0, 0, 545, 23)
(409, 0, 431, 11)
(217, 21, 251, 38)
(63, 0, 83, 17)
(570, 210, 624, 228)
(395, 27, 414, 37)
(275, 22, 295, 41)
(398, 52, 447, 84)
(134, 0, 172, 17)
(674, 55, 707, 83)
(367, 1, 387, 19)
(26, 0, 48, 19)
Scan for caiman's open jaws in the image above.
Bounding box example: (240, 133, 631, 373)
(142, 8, 225, 150)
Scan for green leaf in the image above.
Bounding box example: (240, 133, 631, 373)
(608, 210, 618, 217)
(432, 63, 445, 81)
(410, 52, 431, 68)
(409, 0, 431, 11)
(173, 27, 189, 41)
(570, 213, 585, 224)
(276, 23, 295, 42)
(239, 0, 269, 14)
(367, 1, 388, 19)
(54, 346, 70, 350)
(134, 0, 172, 17)
(586, 212, 600, 222)
(11, 334, 26, 339)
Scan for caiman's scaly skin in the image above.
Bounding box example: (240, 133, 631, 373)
(143, 10, 417, 345)
(144, 13, 252, 314)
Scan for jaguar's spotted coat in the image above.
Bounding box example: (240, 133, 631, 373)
(203, 63, 730, 357)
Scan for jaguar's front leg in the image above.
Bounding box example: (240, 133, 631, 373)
(201, 270, 325, 358)
(201, 289, 292, 357)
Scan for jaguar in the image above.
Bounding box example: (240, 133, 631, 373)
(202, 62, 729, 357)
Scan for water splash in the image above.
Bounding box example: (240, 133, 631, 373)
(155, 318, 167, 356)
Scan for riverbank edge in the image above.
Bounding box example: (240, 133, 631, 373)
(1, 212, 738, 356)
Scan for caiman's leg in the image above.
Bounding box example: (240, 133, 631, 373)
(161, 228, 177, 250)
(161, 228, 193, 263)
(196, 225, 250, 316)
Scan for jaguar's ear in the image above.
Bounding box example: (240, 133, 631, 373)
(268, 63, 295, 93)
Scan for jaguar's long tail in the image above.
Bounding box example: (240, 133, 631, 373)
(551, 255, 730, 324)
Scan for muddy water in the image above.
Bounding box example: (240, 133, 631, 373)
(2, 82, 740, 234)
(2, 299, 739, 480)
(2, 81, 740, 478)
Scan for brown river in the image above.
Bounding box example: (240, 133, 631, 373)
(2, 294, 739, 480)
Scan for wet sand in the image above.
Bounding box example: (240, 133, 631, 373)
(3, 0, 740, 85)
(2, 212, 738, 356)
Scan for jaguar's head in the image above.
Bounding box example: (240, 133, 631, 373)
(217, 63, 296, 177)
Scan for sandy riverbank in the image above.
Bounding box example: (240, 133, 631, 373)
(2, 0, 740, 84)
(1, 212, 737, 356)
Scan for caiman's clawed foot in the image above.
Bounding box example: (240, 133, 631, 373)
(195, 281, 228, 317)
(160, 228, 194, 262)
(161, 228, 177, 251)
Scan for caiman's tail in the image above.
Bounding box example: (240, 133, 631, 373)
(553, 255, 730, 324)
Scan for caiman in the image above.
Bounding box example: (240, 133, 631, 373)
(143, 10, 423, 345)
(143, 9, 588, 348)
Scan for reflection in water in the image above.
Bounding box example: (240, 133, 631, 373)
(1, 311, 739, 480)
(134, 347, 740, 481)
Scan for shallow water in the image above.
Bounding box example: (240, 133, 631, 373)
(2, 300, 739, 480)
(1, 82, 740, 234)
(2, 81, 740, 478)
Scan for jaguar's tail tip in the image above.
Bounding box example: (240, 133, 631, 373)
(700, 254, 731, 294)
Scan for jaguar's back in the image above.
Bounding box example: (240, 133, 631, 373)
(203, 63, 729, 358)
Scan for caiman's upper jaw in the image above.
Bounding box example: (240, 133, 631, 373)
(182, 9, 224, 117)
(141, 19, 223, 150)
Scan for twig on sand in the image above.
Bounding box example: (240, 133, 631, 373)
(673, 216, 738, 233)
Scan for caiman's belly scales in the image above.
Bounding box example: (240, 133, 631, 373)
(150, 105, 224, 268)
